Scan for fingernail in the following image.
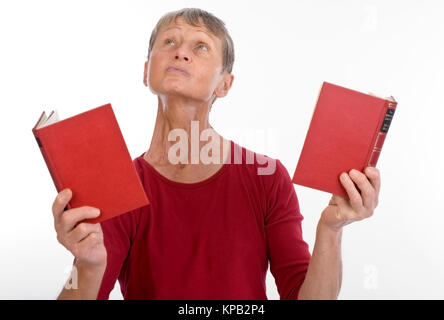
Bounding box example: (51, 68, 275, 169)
(92, 208, 101, 216)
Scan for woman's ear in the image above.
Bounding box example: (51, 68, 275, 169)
(143, 60, 149, 87)
(214, 73, 234, 98)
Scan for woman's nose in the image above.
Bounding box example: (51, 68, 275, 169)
(174, 44, 191, 62)
(175, 54, 189, 62)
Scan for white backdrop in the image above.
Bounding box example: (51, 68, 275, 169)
(1, 0, 443, 299)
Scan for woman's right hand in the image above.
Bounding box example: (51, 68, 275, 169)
(52, 188, 107, 269)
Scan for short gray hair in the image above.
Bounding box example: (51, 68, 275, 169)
(147, 8, 235, 74)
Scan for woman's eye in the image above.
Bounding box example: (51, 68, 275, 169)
(196, 43, 209, 51)
(165, 39, 175, 46)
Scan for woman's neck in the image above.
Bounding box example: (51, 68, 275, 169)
(143, 96, 229, 183)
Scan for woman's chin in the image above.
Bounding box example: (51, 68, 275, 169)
(150, 83, 207, 103)
(159, 86, 199, 100)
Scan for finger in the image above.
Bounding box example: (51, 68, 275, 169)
(52, 189, 72, 220)
(67, 222, 102, 244)
(332, 194, 357, 223)
(364, 167, 381, 200)
(59, 206, 101, 233)
(349, 169, 376, 211)
(72, 232, 103, 258)
(325, 194, 358, 228)
(339, 172, 363, 210)
(78, 232, 103, 252)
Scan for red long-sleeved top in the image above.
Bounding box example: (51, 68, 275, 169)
(97, 140, 311, 299)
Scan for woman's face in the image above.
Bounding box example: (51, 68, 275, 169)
(144, 17, 232, 104)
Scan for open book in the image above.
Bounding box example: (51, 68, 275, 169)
(32, 103, 149, 223)
(35, 110, 60, 129)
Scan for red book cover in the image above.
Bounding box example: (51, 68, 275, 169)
(292, 82, 397, 198)
(32, 103, 149, 223)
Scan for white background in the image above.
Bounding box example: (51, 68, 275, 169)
(0, 0, 443, 299)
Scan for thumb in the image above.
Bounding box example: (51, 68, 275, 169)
(53, 188, 72, 217)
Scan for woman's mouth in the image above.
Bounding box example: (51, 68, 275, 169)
(166, 66, 190, 77)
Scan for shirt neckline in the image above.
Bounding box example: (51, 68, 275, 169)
(137, 139, 233, 189)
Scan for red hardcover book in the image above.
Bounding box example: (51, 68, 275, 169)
(32, 103, 149, 223)
(292, 82, 397, 198)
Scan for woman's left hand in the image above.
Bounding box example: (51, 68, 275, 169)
(319, 167, 381, 231)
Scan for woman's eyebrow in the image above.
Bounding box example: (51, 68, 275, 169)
(195, 30, 215, 44)
(163, 26, 181, 32)
(162, 26, 215, 44)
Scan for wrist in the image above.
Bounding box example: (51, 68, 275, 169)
(316, 221, 343, 244)
(75, 258, 107, 277)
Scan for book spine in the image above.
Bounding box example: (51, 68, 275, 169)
(33, 131, 69, 209)
(367, 100, 397, 167)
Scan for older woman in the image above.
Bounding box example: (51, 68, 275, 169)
(53, 8, 381, 300)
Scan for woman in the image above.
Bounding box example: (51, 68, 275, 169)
(53, 8, 381, 300)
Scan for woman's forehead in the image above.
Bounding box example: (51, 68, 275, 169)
(160, 17, 213, 37)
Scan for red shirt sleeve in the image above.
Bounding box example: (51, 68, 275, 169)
(96, 208, 141, 300)
(264, 159, 311, 299)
